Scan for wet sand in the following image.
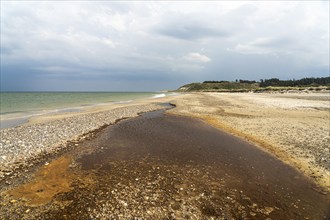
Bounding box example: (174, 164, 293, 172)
(1, 110, 329, 219)
(169, 92, 330, 190)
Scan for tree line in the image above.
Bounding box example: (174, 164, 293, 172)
(203, 80, 257, 84)
(203, 77, 330, 87)
(259, 77, 330, 87)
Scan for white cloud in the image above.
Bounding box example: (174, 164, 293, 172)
(184, 53, 211, 63)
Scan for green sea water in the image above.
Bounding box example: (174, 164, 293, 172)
(0, 92, 165, 120)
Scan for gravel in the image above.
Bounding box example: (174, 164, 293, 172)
(0, 104, 166, 180)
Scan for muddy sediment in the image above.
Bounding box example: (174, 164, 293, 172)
(1, 110, 329, 219)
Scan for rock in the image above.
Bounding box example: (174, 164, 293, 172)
(263, 207, 274, 215)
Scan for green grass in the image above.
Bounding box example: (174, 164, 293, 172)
(178, 82, 259, 92)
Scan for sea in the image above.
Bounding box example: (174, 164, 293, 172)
(0, 92, 170, 129)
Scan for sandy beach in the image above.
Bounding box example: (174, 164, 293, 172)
(169, 92, 330, 190)
(0, 92, 329, 219)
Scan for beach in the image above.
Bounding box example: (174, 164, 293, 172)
(169, 92, 330, 190)
(0, 92, 329, 219)
(0, 98, 173, 179)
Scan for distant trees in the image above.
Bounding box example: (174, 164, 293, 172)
(259, 77, 330, 87)
(203, 77, 330, 87)
(203, 80, 256, 84)
(203, 81, 229, 83)
(238, 79, 257, 84)
(179, 76, 330, 92)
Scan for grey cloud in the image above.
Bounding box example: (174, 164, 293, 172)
(155, 22, 228, 40)
(252, 37, 293, 48)
(1, 1, 329, 91)
(232, 37, 294, 55)
(0, 46, 12, 55)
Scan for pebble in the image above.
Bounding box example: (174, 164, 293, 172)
(0, 104, 166, 179)
(250, 211, 256, 216)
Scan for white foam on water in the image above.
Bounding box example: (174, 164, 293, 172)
(152, 93, 166, 98)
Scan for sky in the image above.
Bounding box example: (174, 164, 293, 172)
(1, 1, 329, 91)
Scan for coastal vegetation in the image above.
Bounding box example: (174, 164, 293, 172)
(178, 77, 330, 92)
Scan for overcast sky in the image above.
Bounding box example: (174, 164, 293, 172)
(1, 1, 329, 91)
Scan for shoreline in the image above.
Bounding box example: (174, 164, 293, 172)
(1, 107, 329, 219)
(0, 96, 177, 180)
(1, 92, 329, 192)
(0, 92, 176, 129)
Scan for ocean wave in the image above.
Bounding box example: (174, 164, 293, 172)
(152, 93, 166, 98)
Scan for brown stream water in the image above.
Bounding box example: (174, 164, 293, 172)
(1, 110, 329, 219)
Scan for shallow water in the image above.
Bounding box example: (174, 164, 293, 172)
(0, 92, 160, 116)
(1, 110, 329, 219)
(0, 92, 171, 129)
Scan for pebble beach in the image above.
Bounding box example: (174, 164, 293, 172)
(1, 92, 329, 189)
(0, 94, 329, 219)
(0, 92, 329, 219)
(0, 103, 167, 180)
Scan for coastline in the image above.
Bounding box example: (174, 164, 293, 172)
(0, 92, 329, 218)
(1, 98, 329, 219)
(0, 96, 176, 180)
(0, 92, 173, 129)
(1, 92, 329, 191)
